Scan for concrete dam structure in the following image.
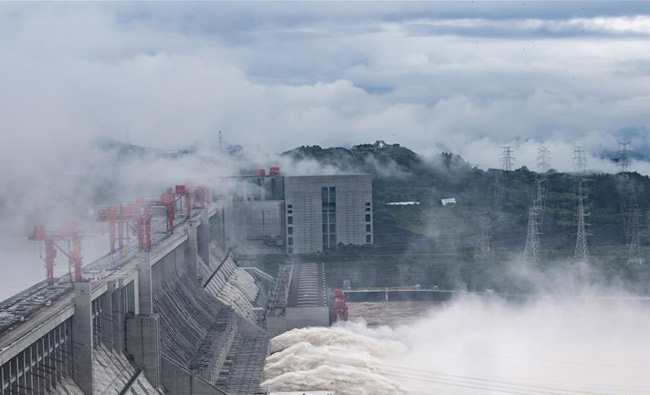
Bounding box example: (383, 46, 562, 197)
(0, 206, 269, 395)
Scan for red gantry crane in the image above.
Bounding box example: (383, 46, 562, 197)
(97, 198, 153, 252)
(332, 288, 349, 322)
(97, 185, 211, 255)
(28, 221, 84, 285)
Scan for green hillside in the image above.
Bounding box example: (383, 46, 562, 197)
(278, 143, 650, 293)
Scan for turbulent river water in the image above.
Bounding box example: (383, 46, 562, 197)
(262, 295, 650, 395)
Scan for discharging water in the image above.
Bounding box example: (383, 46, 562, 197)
(263, 295, 650, 395)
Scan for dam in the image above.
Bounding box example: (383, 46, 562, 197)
(0, 200, 275, 395)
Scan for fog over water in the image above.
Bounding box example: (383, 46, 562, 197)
(264, 294, 650, 395)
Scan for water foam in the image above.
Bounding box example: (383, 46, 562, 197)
(263, 326, 406, 395)
(263, 295, 650, 394)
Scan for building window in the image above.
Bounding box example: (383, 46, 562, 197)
(288, 247, 293, 254)
(288, 227, 293, 235)
(287, 209, 293, 214)
(288, 216, 293, 225)
(365, 207, 371, 212)
(365, 202, 371, 206)
(365, 214, 371, 222)
(287, 204, 293, 209)
(288, 237, 293, 245)
(366, 224, 371, 232)
(321, 185, 338, 250)
(366, 234, 372, 243)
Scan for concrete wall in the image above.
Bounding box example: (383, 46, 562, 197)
(161, 357, 225, 395)
(268, 306, 330, 337)
(231, 200, 284, 254)
(284, 175, 373, 254)
(285, 306, 330, 330)
(151, 241, 189, 288)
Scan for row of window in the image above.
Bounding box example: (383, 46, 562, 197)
(365, 202, 372, 243)
(322, 187, 337, 250)
(285, 198, 372, 253)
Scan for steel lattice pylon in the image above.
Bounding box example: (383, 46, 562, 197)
(474, 214, 491, 260)
(500, 146, 515, 171)
(523, 205, 541, 264)
(573, 147, 590, 264)
(627, 208, 644, 265)
(574, 178, 590, 264)
(523, 147, 550, 264)
(614, 142, 645, 265)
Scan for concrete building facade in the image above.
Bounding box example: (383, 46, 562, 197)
(231, 200, 284, 254)
(283, 174, 373, 254)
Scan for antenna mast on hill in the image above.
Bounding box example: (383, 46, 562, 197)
(573, 147, 590, 264)
(219, 130, 223, 154)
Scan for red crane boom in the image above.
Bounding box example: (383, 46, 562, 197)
(27, 221, 84, 285)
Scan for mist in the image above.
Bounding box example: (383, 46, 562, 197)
(264, 290, 650, 395)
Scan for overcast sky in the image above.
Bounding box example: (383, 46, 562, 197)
(1, 2, 649, 174)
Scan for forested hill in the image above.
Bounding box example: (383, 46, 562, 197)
(282, 143, 650, 252)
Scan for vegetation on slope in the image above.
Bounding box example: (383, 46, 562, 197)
(275, 143, 650, 293)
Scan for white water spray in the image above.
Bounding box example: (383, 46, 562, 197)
(263, 294, 650, 395)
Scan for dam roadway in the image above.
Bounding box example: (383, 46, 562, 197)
(0, 217, 187, 365)
(0, 203, 270, 395)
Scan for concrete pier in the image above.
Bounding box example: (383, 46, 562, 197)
(127, 314, 162, 388)
(199, 208, 210, 265)
(100, 283, 114, 350)
(72, 281, 94, 395)
(126, 249, 162, 388)
(111, 278, 126, 352)
(187, 219, 199, 282)
(137, 251, 153, 315)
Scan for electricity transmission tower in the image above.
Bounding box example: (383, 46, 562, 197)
(474, 151, 507, 260)
(615, 142, 644, 264)
(474, 215, 491, 259)
(537, 146, 551, 173)
(627, 208, 644, 265)
(523, 146, 550, 264)
(500, 146, 515, 171)
(618, 141, 630, 173)
(523, 205, 541, 264)
(573, 147, 589, 264)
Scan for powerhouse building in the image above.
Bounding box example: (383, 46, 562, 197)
(284, 175, 373, 254)
(221, 172, 373, 254)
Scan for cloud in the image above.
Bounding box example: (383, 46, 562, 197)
(1, 3, 649, 171)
